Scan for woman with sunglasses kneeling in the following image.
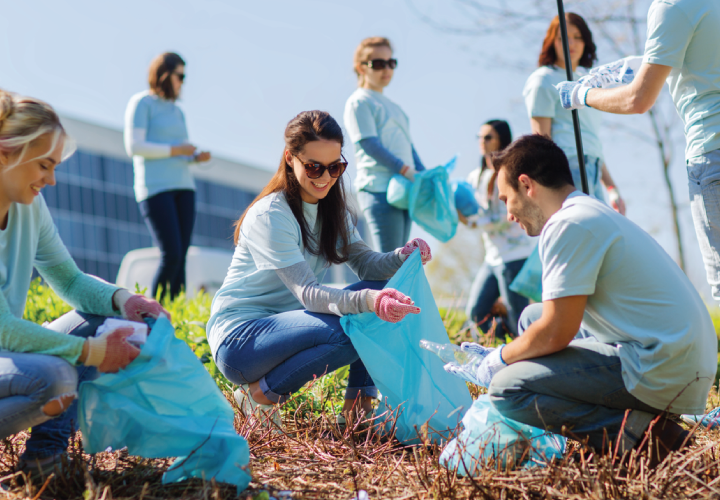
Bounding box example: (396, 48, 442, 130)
(207, 111, 431, 426)
(343, 37, 427, 253)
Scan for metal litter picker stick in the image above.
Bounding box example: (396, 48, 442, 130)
(556, 0, 590, 195)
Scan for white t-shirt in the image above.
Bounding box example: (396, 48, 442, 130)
(467, 168, 535, 266)
(540, 192, 716, 414)
(206, 192, 361, 354)
(344, 88, 414, 193)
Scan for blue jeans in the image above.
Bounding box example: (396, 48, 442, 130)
(4, 311, 106, 460)
(356, 190, 411, 253)
(568, 155, 605, 201)
(214, 281, 386, 404)
(465, 258, 528, 336)
(688, 149, 720, 300)
(488, 303, 660, 452)
(139, 189, 196, 300)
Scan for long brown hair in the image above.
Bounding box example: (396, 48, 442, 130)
(233, 111, 356, 265)
(538, 13, 597, 69)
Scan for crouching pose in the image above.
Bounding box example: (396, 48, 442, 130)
(0, 90, 169, 472)
(207, 110, 430, 423)
(445, 135, 716, 464)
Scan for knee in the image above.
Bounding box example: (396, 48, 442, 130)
(36, 358, 79, 416)
(42, 393, 76, 417)
(487, 364, 525, 412)
(517, 303, 543, 336)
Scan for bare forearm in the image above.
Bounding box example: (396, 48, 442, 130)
(585, 63, 671, 115)
(502, 317, 570, 364)
(585, 86, 642, 114)
(600, 164, 615, 187)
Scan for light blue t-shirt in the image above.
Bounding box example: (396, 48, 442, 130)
(206, 192, 361, 354)
(539, 192, 716, 414)
(1, 195, 72, 318)
(125, 91, 196, 202)
(644, 0, 720, 159)
(344, 88, 415, 193)
(524, 66, 605, 162)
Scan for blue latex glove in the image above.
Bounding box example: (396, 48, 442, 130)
(443, 343, 507, 387)
(556, 56, 642, 110)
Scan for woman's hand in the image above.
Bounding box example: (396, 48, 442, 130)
(400, 164, 416, 181)
(367, 288, 420, 323)
(607, 186, 626, 215)
(399, 238, 432, 265)
(171, 143, 197, 157)
(113, 289, 171, 323)
(82, 327, 141, 373)
(194, 151, 211, 162)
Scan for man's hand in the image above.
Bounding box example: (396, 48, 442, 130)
(443, 344, 507, 387)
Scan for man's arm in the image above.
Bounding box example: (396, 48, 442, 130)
(585, 63, 672, 115)
(502, 295, 588, 363)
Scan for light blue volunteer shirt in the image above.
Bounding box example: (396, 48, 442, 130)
(344, 88, 415, 193)
(539, 192, 716, 414)
(524, 66, 605, 162)
(1, 195, 72, 318)
(125, 91, 196, 202)
(644, 0, 720, 159)
(206, 192, 361, 355)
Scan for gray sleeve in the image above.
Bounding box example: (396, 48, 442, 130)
(345, 240, 403, 281)
(276, 261, 371, 316)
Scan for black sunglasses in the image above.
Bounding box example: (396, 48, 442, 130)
(477, 134, 494, 142)
(363, 58, 398, 70)
(295, 154, 348, 179)
(174, 72, 186, 82)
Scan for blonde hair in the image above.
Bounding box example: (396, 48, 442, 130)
(353, 37, 393, 86)
(0, 89, 74, 169)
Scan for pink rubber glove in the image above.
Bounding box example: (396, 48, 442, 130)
(399, 238, 432, 265)
(84, 327, 141, 373)
(113, 290, 171, 322)
(368, 289, 421, 323)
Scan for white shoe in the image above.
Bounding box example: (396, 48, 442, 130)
(234, 385, 283, 431)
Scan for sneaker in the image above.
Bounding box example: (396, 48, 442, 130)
(635, 415, 691, 468)
(233, 385, 283, 431)
(681, 407, 720, 430)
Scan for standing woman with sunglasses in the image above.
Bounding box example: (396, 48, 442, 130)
(523, 14, 625, 214)
(124, 52, 211, 300)
(207, 111, 431, 424)
(344, 37, 427, 253)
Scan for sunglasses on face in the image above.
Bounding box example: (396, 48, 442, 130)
(477, 134, 495, 142)
(174, 72, 186, 82)
(295, 154, 348, 179)
(363, 58, 398, 70)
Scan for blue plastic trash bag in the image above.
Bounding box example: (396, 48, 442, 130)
(387, 174, 412, 210)
(340, 250, 472, 444)
(440, 395, 566, 474)
(509, 245, 542, 302)
(78, 316, 251, 491)
(409, 157, 459, 242)
(452, 180, 480, 217)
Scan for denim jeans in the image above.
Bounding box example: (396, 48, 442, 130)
(214, 281, 386, 404)
(488, 303, 660, 452)
(465, 258, 529, 337)
(356, 190, 411, 253)
(139, 189, 196, 300)
(688, 149, 720, 300)
(568, 155, 605, 202)
(16, 311, 106, 460)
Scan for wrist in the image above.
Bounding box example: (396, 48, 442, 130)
(400, 165, 410, 175)
(112, 289, 132, 315)
(498, 344, 507, 365)
(84, 336, 107, 367)
(580, 86, 592, 107)
(366, 290, 379, 312)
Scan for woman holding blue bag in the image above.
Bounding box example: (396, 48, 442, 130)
(343, 37, 427, 252)
(207, 111, 432, 425)
(0, 90, 169, 473)
(464, 120, 535, 337)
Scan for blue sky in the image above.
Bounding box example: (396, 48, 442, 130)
(1, 0, 709, 301)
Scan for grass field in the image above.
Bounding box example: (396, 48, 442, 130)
(1, 280, 720, 499)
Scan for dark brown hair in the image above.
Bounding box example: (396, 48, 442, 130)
(233, 111, 355, 265)
(538, 13, 597, 69)
(492, 134, 574, 191)
(148, 52, 185, 101)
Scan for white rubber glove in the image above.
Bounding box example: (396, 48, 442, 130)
(443, 344, 508, 387)
(556, 56, 643, 110)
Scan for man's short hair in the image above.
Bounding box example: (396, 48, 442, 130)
(492, 134, 575, 191)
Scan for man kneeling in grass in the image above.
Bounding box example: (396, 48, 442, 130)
(445, 134, 716, 465)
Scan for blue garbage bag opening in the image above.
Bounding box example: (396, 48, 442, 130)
(409, 157, 459, 243)
(509, 245, 542, 303)
(440, 395, 566, 474)
(452, 180, 480, 218)
(387, 174, 412, 210)
(78, 316, 251, 492)
(340, 250, 472, 444)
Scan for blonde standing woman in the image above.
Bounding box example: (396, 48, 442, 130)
(0, 90, 169, 474)
(344, 37, 427, 252)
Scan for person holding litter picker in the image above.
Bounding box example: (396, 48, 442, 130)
(344, 37, 427, 252)
(557, 0, 720, 303)
(207, 110, 431, 429)
(444, 135, 716, 467)
(524, 13, 625, 213)
(0, 90, 169, 475)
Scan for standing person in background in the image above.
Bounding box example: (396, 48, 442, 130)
(344, 37, 427, 252)
(124, 52, 211, 301)
(0, 90, 169, 474)
(464, 120, 535, 337)
(523, 14, 625, 214)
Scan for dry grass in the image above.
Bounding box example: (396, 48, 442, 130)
(2, 385, 720, 500)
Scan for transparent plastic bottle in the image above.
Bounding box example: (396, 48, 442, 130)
(420, 340, 480, 365)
